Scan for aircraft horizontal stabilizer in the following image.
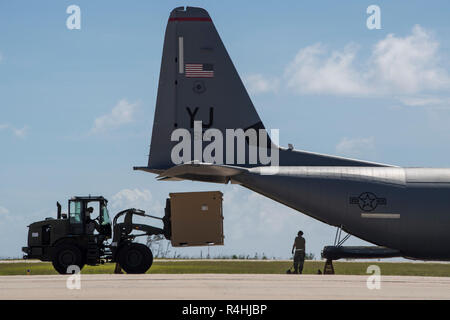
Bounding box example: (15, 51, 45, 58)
(157, 162, 248, 184)
(156, 176, 185, 182)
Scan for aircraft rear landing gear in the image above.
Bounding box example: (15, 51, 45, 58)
(323, 259, 335, 274)
(321, 225, 401, 274)
(320, 225, 350, 274)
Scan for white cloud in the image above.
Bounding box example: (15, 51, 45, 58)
(372, 25, 449, 94)
(110, 188, 163, 213)
(397, 96, 450, 108)
(0, 206, 10, 226)
(0, 206, 9, 216)
(243, 74, 280, 95)
(224, 188, 291, 240)
(284, 25, 450, 97)
(92, 99, 139, 133)
(111, 188, 151, 207)
(285, 43, 371, 96)
(336, 137, 376, 159)
(0, 123, 28, 138)
(12, 126, 28, 138)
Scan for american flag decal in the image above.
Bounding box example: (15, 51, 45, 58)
(185, 63, 214, 78)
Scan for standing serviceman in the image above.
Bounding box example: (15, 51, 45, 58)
(291, 231, 306, 274)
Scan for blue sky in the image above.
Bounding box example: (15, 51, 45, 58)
(1, 1, 450, 259)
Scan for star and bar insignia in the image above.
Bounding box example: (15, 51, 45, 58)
(350, 192, 387, 212)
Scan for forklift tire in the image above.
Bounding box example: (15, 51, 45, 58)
(118, 243, 153, 274)
(52, 244, 85, 275)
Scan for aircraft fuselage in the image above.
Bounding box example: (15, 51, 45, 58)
(232, 167, 450, 260)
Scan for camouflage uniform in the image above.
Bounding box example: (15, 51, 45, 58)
(293, 236, 305, 274)
(86, 219, 97, 234)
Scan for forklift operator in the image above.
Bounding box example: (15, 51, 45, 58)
(85, 207, 100, 234)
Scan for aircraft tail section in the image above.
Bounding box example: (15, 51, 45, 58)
(140, 6, 391, 174)
(147, 6, 265, 171)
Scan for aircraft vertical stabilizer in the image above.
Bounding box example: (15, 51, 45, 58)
(139, 6, 391, 174)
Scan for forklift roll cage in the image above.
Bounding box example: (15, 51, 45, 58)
(67, 196, 112, 236)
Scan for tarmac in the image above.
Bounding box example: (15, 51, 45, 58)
(1, 274, 450, 299)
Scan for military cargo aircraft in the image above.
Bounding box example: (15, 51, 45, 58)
(135, 7, 450, 261)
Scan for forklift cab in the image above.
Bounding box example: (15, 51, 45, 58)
(68, 196, 112, 238)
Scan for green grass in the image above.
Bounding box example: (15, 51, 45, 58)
(1, 260, 450, 276)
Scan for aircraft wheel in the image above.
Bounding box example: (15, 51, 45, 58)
(118, 243, 153, 274)
(52, 244, 85, 275)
